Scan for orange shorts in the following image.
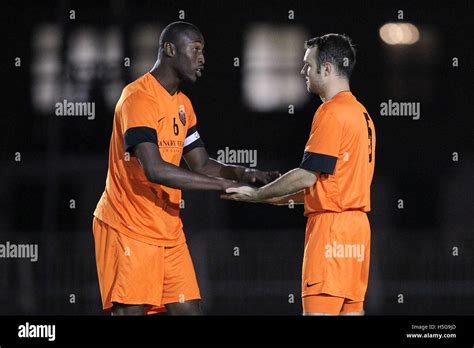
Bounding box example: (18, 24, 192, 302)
(302, 210, 370, 310)
(303, 294, 364, 315)
(92, 217, 200, 315)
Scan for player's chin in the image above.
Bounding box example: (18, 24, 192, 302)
(309, 86, 319, 95)
(184, 75, 197, 83)
(187, 72, 200, 83)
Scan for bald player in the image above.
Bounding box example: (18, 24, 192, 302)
(223, 34, 376, 315)
(93, 21, 279, 316)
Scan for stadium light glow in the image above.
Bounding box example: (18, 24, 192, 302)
(379, 23, 420, 45)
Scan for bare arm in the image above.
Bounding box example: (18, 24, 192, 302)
(134, 142, 239, 191)
(183, 147, 280, 185)
(253, 168, 317, 200)
(222, 168, 318, 202)
(265, 190, 305, 205)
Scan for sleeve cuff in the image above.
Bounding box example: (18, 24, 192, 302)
(123, 127, 158, 154)
(183, 125, 205, 154)
(299, 151, 337, 175)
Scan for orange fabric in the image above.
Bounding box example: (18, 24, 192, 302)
(303, 91, 376, 216)
(302, 211, 370, 302)
(303, 294, 364, 315)
(94, 72, 199, 246)
(92, 217, 201, 314)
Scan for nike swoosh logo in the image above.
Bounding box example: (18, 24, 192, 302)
(157, 116, 166, 123)
(306, 281, 321, 287)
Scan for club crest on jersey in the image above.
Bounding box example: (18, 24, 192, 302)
(179, 110, 186, 126)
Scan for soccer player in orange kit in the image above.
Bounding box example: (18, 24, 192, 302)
(93, 21, 279, 316)
(223, 34, 376, 315)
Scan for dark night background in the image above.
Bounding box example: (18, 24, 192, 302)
(0, 0, 473, 315)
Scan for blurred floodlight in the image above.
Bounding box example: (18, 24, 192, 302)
(32, 24, 62, 113)
(104, 27, 123, 62)
(32, 24, 62, 51)
(243, 24, 309, 112)
(131, 24, 161, 78)
(379, 23, 420, 45)
(68, 28, 100, 66)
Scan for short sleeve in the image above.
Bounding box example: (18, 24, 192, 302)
(121, 92, 158, 154)
(299, 109, 342, 175)
(183, 101, 205, 154)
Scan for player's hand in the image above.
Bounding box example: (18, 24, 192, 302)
(237, 168, 281, 186)
(220, 186, 260, 203)
(219, 178, 254, 191)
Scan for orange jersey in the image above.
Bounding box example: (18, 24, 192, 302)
(94, 72, 205, 246)
(300, 91, 376, 216)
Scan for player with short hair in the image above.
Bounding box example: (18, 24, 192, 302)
(223, 33, 376, 316)
(93, 21, 279, 316)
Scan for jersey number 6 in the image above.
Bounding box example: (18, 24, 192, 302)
(173, 117, 179, 136)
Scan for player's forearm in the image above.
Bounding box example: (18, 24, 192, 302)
(147, 161, 235, 191)
(197, 158, 245, 181)
(255, 168, 316, 200)
(265, 190, 305, 205)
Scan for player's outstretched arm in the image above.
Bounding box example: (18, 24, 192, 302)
(221, 168, 317, 203)
(183, 147, 280, 185)
(134, 142, 240, 191)
(264, 190, 305, 205)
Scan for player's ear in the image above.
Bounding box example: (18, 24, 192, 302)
(323, 62, 332, 77)
(163, 42, 176, 57)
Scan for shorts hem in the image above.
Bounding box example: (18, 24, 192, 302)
(103, 296, 164, 310)
(161, 294, 201, 305)
(302, 290, 365, 302)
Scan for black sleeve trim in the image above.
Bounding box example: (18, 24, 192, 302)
(186, 125, 198, 137)
(123, 127, 158, 154)
(183, 138, 205, 154)
(183, 125, 205, 154)
(299, 151, 337, 175)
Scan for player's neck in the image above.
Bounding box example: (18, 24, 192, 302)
(149, 62, 181, 96)
(321, 81, 351, 102)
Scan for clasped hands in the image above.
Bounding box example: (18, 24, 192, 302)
(222, 168, 280, 203)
